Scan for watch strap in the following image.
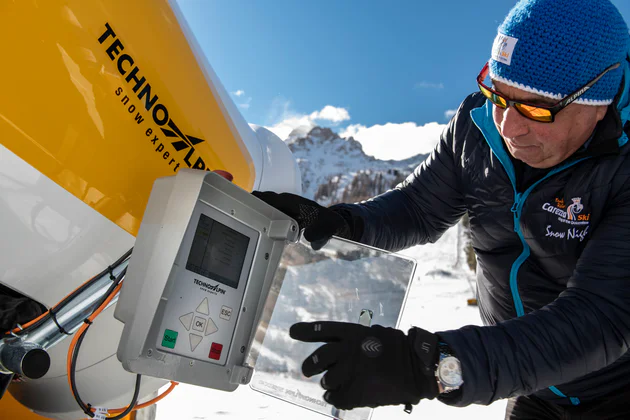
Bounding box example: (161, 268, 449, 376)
(438, 341, 455, 360)
(409, 327, 439, 376)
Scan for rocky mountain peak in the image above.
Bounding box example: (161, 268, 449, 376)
(286, 125, 428, 206)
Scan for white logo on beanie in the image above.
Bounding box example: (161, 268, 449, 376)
(492, 33, 519, 66)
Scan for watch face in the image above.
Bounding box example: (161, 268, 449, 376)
(438, 356, 463, 387)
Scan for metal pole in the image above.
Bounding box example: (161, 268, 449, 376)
(0, 259, 129, 378)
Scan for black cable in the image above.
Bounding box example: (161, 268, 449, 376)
(13, 249, 132, 336)
(92, 266, 127, 317)
(70, 267, 127, 415)
(70, 328, 93, 416)
(69, 265, 125, 417)
(107, 265, 116, 281)
(2, 249, 135, 414)
(55, 248, 132, 313)
(70, 313, 142, 419)
(48, 308, 70, 335)
(108, 374, 142, 420)
(69, 266, 138, 418)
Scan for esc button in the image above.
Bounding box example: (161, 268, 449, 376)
(220, 306, 232, 321)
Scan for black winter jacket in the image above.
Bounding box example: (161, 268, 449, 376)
(335, 92, 630, 407)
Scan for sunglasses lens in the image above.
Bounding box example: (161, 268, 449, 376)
(478, 84, 507, 108)
(515, 103, 553, 122)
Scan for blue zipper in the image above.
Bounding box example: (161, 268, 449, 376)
(509, 192, 527, 317)
(471, 101, 588, 405)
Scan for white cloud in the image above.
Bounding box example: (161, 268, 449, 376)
(264, 103, 443, 160)
(230, 90, 251, 109)
(444, 109, 457, 120)
(340, 121, 445, 160)
(267, 115, 316, 140)
(266, 104, 351, 140)
(414, 81, 444, 89)
(309, 105, 350, 123)
(238, 96, 252, 109)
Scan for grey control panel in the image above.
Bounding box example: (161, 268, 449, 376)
(115, 169, 298, 391)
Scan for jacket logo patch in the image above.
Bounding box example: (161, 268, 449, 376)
(542, 197, 591, 242)
(567, 197, 585, 221)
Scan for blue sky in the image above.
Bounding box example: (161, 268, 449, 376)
(176, 0, 630, 159)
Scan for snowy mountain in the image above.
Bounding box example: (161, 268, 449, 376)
(287, 126, 428, 205)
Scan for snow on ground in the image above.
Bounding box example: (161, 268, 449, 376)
(155, 224, 507, 419)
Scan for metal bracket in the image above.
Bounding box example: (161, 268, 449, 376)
(229, 364, 254, 385)
(268, 220, 299, 241)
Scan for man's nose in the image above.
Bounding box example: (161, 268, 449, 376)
(499, 106, 530, 139)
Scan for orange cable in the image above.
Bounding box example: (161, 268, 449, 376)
(5, 272, 101, 335)
(8, 311, 48, 333)
(66, 283, 123, 393)
(102, 381, 179, 415)
(66, 282, 179, 417)
(13, 255, 178, 417)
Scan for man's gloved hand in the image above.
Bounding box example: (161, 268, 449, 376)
(289, 321, 440, 411)
(252, 191, 351, 248)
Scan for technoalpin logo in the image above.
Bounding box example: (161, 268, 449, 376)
(161, 119, 209, 169)
(99, 22, 211, 172)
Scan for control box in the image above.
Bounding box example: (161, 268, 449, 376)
(115, 169, 298, 391)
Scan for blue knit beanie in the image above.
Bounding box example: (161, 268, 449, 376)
(489, 0, 630, 105)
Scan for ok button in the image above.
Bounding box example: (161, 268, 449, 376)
(192, 316, 207, 333)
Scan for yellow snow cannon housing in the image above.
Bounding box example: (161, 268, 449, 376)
(1, 0, 255, 237)
(0, 1, 301, 418)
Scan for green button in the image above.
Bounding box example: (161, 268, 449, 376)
(162, 329, 178, 349)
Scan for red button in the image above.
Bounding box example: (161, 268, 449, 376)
(209, 342, 223, 360)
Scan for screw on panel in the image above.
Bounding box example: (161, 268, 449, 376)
(263, 227, 267, 233)
(147, 349, 153, 357)
(241, 376, 247, 384)
(189, 361, 194, 366)
(240, 346, 245, 353)
(230, 209, 235, 216)
(264, 253, 269, 260)
(242, 307, 247, 313)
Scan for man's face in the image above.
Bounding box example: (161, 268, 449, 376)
(492, 80, 608, 168)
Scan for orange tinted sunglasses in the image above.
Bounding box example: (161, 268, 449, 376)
(477, 62, 620, 123)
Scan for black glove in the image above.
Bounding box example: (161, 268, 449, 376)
(289, 321, 440, 411)
(252, 191, 352, 248)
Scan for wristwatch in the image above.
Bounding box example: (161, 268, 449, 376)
(435, 342, 464, 393)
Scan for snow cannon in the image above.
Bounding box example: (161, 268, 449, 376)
(0, 0, 300, 418)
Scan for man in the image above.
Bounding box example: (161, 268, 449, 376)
(254, 0, 630, 418)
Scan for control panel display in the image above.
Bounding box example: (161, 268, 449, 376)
(186, 214, 250, 290)
(115, 169, 299, 391)
(154, 205, 259, 367)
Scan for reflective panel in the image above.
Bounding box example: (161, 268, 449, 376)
(248, 234, 417, 420)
